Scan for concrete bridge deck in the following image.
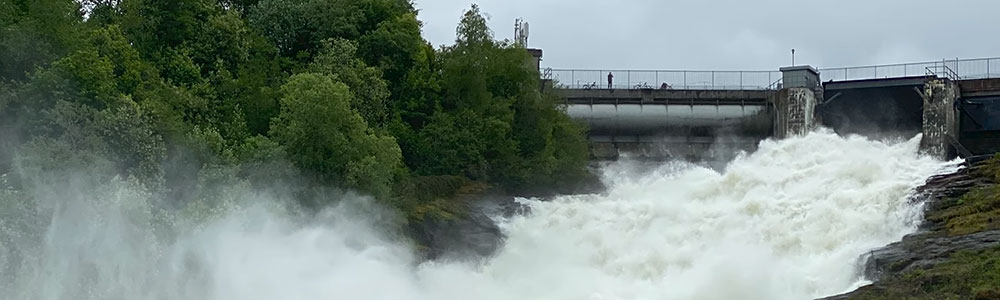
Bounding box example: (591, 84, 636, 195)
(562, 88, 771, 105)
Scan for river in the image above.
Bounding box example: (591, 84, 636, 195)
(0, 130, 955, 299)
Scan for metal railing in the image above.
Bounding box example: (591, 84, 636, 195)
(819, 57, 1000, 82)
(926, 65, 960, 81)
(544, 69, 783, 90)
(544, 57, 1000, 90)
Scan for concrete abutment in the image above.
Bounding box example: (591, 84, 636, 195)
(919, 80, 960, 158)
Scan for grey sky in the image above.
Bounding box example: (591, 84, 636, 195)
(414, 0, 999, 71)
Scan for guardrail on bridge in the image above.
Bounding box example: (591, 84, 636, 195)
(543, 69, 783, 90)
(544, 57, 1000, 90)
(818, 57, 1000, 82)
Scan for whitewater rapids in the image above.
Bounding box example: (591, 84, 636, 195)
(0, 131, 955, 300)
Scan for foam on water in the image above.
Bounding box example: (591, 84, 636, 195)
(0, 130, 956, 300)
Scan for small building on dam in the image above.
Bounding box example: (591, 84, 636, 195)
(541, 54, 1000, 161)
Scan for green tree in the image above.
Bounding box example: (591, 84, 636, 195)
(407, 4, 589, 190)
(233, 35, 286, 136)
(357, 12, 423, 96)
(270, 73, 403, 199)
(0, 0, 84, 82)
(248, 0, 413, 60)
(309, 38, 390, 128)
(18, 100, 165, 183)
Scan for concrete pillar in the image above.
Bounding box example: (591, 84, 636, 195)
(772, 88, 818, 139)
(641, 89, 654, 103)
(919, 79, 959, 158)
(527, 48, 543, 71)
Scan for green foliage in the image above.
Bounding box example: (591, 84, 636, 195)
(357, 12, 423, 94)
(392, 42, 441, 128)
(87, 25, 148, 95)
(34, 49, 122, 109)
(847, 246, 1000, 300)
(309, 38, 390, 128)
(0, 0, 591, 241)
(16, 100, 164, 183)
(0, 0, 84, 82)
(270, 73, 403, 200)
(248, 0, 413, 61)
(406, 4, 590, 191)
(121, 0, 216, 52)
(233, 35, 285, 136)
(927, 155, 1000, 236)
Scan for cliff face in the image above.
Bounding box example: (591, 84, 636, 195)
(821, 156, 1000, 300)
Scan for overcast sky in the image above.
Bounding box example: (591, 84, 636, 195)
(414, 0, 999, 71)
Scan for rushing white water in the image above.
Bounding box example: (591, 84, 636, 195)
(0, 130, 955, 300)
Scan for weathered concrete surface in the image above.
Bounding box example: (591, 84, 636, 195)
(565, 103, 773, 137)
(919, 79, 959, 158)
(772, 87, 817, 138)
(780, 65, 821, 90)
(562, 88, 774, 160)
(957, 78, 1000, 97)
(588, 136, 760, 160)
(824, 76, 934, 91)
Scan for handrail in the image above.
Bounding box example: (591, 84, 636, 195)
(545, 56, 1000, 89)
(544, 69, 783, 90)
(925, 65, 960, 81)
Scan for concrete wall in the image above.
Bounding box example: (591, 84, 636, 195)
(588, 137, 761, 161)
(565, 103, 772, 137)
(957, 78, 1000, 97)
(562, 88, 771, 105)
(919, 79, 959, 158)
(772, 88, 817, 139)
(527, 48, 543, 72)
(780, 66, 821, 90)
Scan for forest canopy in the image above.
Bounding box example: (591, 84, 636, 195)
(0, 0, 590, 222)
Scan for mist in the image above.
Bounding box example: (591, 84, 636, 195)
(0, 130, 956, 300)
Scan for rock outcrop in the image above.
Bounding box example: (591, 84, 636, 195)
(408, 195, 530, 261)
(819, 156, 1000, 299)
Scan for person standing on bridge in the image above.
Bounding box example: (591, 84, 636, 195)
(607, 72, 614, 89)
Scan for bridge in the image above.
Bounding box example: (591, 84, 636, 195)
(532, 52, 1000, 160)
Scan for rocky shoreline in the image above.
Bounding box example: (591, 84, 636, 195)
(821, 155, 1000, 299)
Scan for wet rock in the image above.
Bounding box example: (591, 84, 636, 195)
(818, 157, 1000, 299)
(408, 196, 526, 261)
(861, 230, 1000, 281)
(819, 230, 1000, 300)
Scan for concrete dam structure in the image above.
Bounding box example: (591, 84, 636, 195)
(542, 55, 1000, 160)
(561, 89, 774, 160)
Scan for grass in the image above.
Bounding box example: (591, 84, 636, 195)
(847, 246, 1000, 300)
(926, 155, 1000, 236)
(397, 175, 490, 223)
(843, 155, 1000, 299)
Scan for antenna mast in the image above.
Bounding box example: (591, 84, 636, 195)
(514, 18, 529, 47)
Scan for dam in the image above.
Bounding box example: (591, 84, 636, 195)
(537, 53, 1000, 160)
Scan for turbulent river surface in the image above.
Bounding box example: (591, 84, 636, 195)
(0, 131, 957, 300)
